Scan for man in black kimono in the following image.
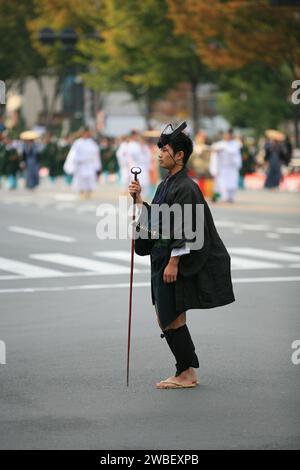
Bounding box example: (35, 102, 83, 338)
(129, 122, 235, 389)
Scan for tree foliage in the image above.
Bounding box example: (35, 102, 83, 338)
(0, 0, 46, 85)
(217, 65, 294, 134)
(167, 0, 300, 75)
(167, 0, 300, 138)
(79, 0, 211, 126)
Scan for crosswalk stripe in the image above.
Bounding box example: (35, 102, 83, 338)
(229, 247, 300, 262)
(0, 257, 65, 278)
(8, 226, 76, 242)
(0, 246, 298, 281)
(231, 256, 280, 270)
(94, 251, 150, 267)
(30, 253, 139, 274)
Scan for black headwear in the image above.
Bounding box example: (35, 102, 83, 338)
(157, 121, 187, 149)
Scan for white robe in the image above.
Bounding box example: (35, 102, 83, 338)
(127, 141, 151, 192)
(64, 137, 101, 192)
(210, 139, 242, 200)
(116, 141, 130, 187)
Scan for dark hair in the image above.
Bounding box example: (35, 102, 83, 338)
(169, 132, 193, 165)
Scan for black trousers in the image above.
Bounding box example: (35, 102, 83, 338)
(151, 245, 182, 329)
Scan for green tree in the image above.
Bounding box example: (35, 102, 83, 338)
(217, 66, 293, 136)
(28, 0, 100, 126)
(79, 0, 213, 132)
(167, 0, 300, 142)
(0, 1, 46, 95)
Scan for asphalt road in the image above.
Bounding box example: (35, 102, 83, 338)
(0, 187, 299, 449)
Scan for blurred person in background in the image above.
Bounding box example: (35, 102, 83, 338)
(0, 117, 6, 134)
(138, 134, 151, 199)
(149, 142, 159, 199)
(58, 135, 73, 185)
(142, 130, 161, 199)
(264, 130, 289, 190)
(99, 136, 119, 183)
(2, 134, 20, 190)
(63, 127, 102, 200)
(210, 129, 242, 203)
(127, 130, 141, 167)
(283, 135, 292, 167)
(188, 130, 211, 177)
(41, 133, 59, 184)
(116, 135, 130, 194)
(0, 131, 5, 188)
(239, 137, 257, 189)
(127, 130, 151, 197)
(21, 131, 41, 190)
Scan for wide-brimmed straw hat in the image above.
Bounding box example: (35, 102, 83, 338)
(20, 130, 40, 140)
(265, 129, 285, 141)
(142, 130, 161, 138)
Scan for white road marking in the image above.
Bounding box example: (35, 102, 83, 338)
(231, 256, 280, 270)
(76, 204, 97, 213)
(30, 253, 140, 274)
(265, 233, 281, 239)
(215, 221, 236, 228)
(233, 276, 300, 283)
(0, 276, 299, 294)
(55, 203, 76, 211)
(94, 251, 150, 267)
(214, 220, 300, 235)
(0, 270, 146, 281)
(0, 246, 298, 282)
(239, 224, 270, 231)
(282, 246, 300, 253)
(229, 247, 300, 262)
(54, 193, 78, 201)
(276, 227, 300, 234)
(36, 201, 53, 208)
(0, 257, 65, 278)
(8, 226, 76, 243)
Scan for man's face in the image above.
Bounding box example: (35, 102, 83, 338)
(224, 132, 233, 141)
(129, 131, 138, 141)
(158, 144, 181, 169)
(83, 130, 92, 139)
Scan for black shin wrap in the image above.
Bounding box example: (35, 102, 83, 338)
(161, 325, 199, 376)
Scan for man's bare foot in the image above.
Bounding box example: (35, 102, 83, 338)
(155, 368, 199, 389)
(155, 374, 177, 388)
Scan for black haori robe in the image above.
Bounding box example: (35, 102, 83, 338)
(135, 167, 235, 328)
